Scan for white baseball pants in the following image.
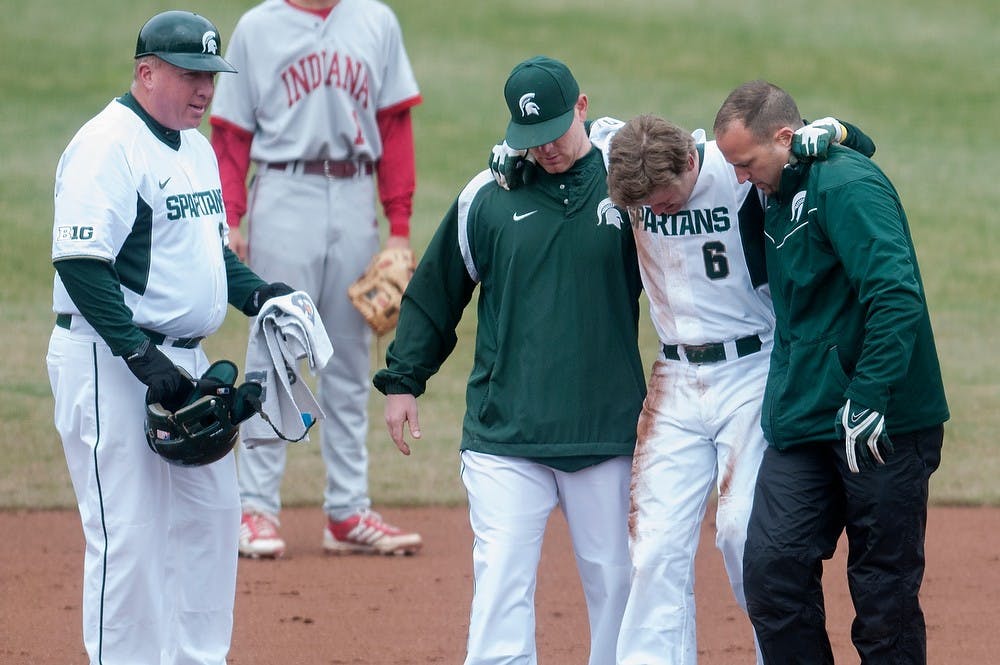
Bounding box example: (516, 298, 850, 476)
(47, 326, 240, 665)
(460, 450, 632, 665)
(617, 351, 768, 665)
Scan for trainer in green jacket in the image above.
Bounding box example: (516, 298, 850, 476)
(714, 80, 948, 665)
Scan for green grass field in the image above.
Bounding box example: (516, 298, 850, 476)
(2, 1, 997, 508)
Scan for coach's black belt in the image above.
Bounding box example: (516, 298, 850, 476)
(264, 159, 374, 178)
(663, 334, 763, 364)
(56, 314, 203, 349)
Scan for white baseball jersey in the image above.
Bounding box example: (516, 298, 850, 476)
(53, 98, 231, 339)
(210, 0, 420, 163)
(591, 118, 774, 347)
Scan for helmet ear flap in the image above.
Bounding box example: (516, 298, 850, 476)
(195, 360, 239, 398)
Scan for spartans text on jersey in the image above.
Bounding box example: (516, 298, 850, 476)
(639, 207, 732, 236)
(165, 189, 224, 220)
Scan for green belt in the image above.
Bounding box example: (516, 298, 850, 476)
(56, 313, 203, 349)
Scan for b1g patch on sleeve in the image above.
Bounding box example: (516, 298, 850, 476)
(55, 225, 96, 241)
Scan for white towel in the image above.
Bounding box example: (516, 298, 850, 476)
(241, 291, 333, 448)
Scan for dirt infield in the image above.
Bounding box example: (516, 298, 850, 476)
(2, 505, 997, 664)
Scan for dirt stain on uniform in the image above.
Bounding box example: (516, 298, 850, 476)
(719, 440, 742, 499)
(630, 361, 675, 540)
(629, 395, 655, 539)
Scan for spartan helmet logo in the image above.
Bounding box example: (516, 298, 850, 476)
(202, 30, 219, 55)
(519, 93, 540, 118)
(597, 198, 624, 230)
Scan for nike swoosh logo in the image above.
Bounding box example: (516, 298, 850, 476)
(850, 409, 869, 424)
(512, 210, 538, 221)
(158, 178, 171, 190)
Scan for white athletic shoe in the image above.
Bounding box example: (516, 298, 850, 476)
(322, 510, 422, 556)
(239, 511, 286, 559)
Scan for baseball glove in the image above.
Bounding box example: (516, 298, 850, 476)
(347, 247, 417, 336)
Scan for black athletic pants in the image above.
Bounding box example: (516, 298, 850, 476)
(743, 425, 943, 665)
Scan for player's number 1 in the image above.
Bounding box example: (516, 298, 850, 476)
(702, 241, 729, 280)
(352, 110, 364, 145)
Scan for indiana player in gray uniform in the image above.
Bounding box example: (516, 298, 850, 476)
(46, 11, 290, 664)
(210, 0, 423, 556)
(591, 114, 874, 665)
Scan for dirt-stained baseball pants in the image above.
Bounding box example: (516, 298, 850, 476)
(618, 350, 768, 665)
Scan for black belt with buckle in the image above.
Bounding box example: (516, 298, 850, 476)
(265, 160, 374, 178)
(663, 334, 763, 364)
(56, 314, 203, 349)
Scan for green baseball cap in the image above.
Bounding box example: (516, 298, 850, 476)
(503, 56, 580, 150)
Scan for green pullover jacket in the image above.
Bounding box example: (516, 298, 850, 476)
(374, 148, 646, 467)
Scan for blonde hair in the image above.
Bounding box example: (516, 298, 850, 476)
(607, 114, 695, 208)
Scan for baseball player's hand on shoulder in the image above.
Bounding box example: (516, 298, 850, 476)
(124, 340, 194, 412)
(835, 398, 894, 473)
(792, 117, 847, 160)
(385, 393, 420, 456)
(489, 140, 535, 191)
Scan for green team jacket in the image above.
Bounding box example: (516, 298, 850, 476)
(761, 144, 949, 449)
(373, 147, 646, 462)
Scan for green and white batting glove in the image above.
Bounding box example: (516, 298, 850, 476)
(791, 117, 848, 160)
(489, 140, 535, 191)
(835, 398, 894, 473)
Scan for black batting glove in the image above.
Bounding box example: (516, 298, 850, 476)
(244, 281, 295, 316)
(124, 340, 193, 412)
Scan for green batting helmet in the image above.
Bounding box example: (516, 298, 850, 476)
(145, 360, 262, 467)
(135, 10, 237, 73)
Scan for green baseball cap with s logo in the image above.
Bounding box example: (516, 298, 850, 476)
(503, 56, 580, 150)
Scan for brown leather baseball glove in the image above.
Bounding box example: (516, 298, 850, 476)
(347, 248, 417, 336)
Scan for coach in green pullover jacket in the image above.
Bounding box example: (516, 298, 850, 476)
(714, 80, 948, 665)
(373, 56, 644, 665)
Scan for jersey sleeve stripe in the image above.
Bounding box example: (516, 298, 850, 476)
(456, 171, 495, 283)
